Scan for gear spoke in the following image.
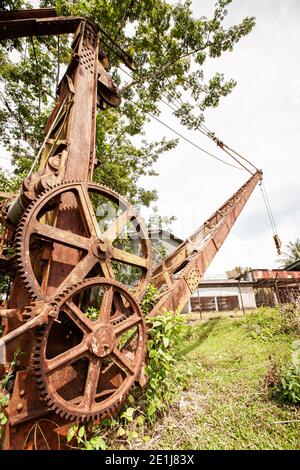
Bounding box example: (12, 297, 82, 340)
(64, 301, 93, 333)
(95, 388, 117, 399)
(98, 258, 114, 279)
(99, 285, 114, 322)
(81, 358, 101, 410)
(32, 221, 90, 251)
(103, 208, 134, 243)
(58, 253, 97, 293)
(46, 341, 88, 373)
(111, 247, 147, 268)
(77, 186, 102, 239)
(113, 314, 141, 336)
(109, 292, 127, 323)
(111, 347, 135, 375)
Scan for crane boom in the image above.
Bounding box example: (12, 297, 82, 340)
(149, 170, 262, 316)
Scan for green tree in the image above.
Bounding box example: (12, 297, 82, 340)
(278, 239, 300, 268)
(0, 0, 255, 206)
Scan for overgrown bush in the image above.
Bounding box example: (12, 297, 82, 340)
(140, 283, 160, 315)
(144, 312, 187, 420)
(273, 340, 300, 404)
(0, 351, 20, 447)
(243, 305, 300, 341)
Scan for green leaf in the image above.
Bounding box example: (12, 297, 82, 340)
(147, 402, 157, 417)
(116, 427, 126, 437)
(78, 425, 85, 438)
(147, 339, 154, 350)
(128, 394, 135, 404)
(0, 412, 7, 426)
(90, 436, 107, 450)
(126, 407, 135, 417)
(67, 426, 76, 442)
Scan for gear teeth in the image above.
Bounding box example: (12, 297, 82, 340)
(30, 278, 146, 424)
(14, 181, 151, 304)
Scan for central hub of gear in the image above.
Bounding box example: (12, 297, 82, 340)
(89, 324, 116, 358)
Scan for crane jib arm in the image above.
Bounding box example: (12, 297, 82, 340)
(149, 170, 262, 317)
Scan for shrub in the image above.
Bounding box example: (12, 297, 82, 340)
(269, 340, 300, 404)
(144, 312, 187, 420)
(243, 305, 300, 341)
(140, 283, 160, 315)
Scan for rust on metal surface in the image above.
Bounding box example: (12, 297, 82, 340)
(149, 171, 262, 317)
(14, 181, 151, 301)
(32, 277, 146, 422)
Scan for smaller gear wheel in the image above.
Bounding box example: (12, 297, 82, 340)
(31, 277, 146, 422)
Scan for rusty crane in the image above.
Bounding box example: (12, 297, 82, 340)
(0, 8, 263, 449)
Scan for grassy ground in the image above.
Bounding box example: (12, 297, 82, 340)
(135, 311, 300, 450)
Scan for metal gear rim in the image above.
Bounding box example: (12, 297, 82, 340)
(14, 180, 151, 304)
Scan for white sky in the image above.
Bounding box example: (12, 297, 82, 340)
(0, 0, 299, 276)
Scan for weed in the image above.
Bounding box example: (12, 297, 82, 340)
(243, 305, 300, 341)
(67, 423, 107, 450)
(144, 312, 187, 420)
(140, 283, 160, 315)
(270, 340, 300, 405)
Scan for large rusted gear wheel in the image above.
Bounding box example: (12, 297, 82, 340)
(31, 277, 146, 422)
(14, 181, 151, 302)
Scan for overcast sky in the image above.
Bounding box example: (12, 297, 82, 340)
(0, 1, 299, 276)
(139, 0, 300, 275)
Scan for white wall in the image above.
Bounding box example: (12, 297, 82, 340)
(191, 285, 257, 310)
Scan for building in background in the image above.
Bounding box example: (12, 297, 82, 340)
(148, 232, 300, 314)
(190, 269, 300, 314)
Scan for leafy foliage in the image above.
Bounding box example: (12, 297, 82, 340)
(0, 350, 21, 446)
(269, 340, 300, 405)
(140, 283, 161, 315)
(144, 312, 187, 420)
(0, 393, 9, 445)
(278, 238, 300, 268)
(226, 265, 252, 279)
(67, 423, 107, 450)
(243, 305, 300, 341)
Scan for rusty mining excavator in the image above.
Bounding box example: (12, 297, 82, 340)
(0, 8, 263, 449)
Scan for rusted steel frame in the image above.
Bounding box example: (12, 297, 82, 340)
(0, 310, 49, 350)
(149, 171, 262, 316)
(0, 13, 95, 41)
(1, 15, 99, 449)
(152, 171, 262, 288)
(0, 309, 17, 319)
(1, 9, 124, 449)
(36, 20, 100, 296)
(0, 8, 57, 21)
